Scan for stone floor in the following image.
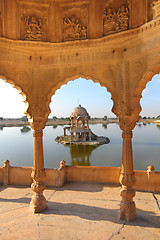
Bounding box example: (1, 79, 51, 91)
(0, 183, 160, 240)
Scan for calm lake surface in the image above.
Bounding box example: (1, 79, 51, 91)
(0, 123, 160, 171)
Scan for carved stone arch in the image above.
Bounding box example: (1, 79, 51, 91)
(77, 117, 85, 126)
(132, 63, 160, 118)
(0, 74, 31, 119)
(45, 73, 117, 119)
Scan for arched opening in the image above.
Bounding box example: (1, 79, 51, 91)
(0, 77, 33, 167)
(43, 77, 121, 169)
(133, 73, 160, 170)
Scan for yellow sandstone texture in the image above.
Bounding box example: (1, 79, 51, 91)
(0, 0, 160, 221)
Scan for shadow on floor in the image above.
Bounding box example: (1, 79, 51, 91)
(0, 195, 159, 228)
(41, 201, 160, 228)
(53, 182, 116, 192)
(0, 197, 30, 204)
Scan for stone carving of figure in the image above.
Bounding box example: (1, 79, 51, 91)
(104, 8, 116, 34)
(24, 15, 43, 41)
(81, 26, 87, 39)
(117, 5, 129, 30)
(103, 5, 129, 36)
(63, 15, 87, 41)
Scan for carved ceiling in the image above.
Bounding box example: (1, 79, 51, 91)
(0, 0, 158, 43)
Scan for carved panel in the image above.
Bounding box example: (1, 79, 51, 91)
(103, 1, 129, 36)
(18, 71, 30, 84)
(19, 2, 49, 41)
(63, 16, 87, 41)
(0, 13, 2, 37)
(0, 0, 3, 37)
(152, 0, 160, 19)
(61, 5, 88, 41)
(103, 65, 116, 89)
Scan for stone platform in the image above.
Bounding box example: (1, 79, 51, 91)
(0, 183, 159, 240)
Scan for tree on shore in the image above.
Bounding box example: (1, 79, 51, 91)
(103, 116, 108, 121)
(21, 116, 28, 124)
(53, 116, 57, 121)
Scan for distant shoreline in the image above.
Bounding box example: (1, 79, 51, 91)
(0, 118, 158, 128)
(0, 118, 119, 127)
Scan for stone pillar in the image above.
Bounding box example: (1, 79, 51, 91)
(3, 160, 10, 185)
(76, 132, 79, 141)
(64, 128, 66, 136)
(89, 132, 91, 141)
(76, 120, 78, 127)
(71, 119, 73, 127)
(87, 119, 89, 128)
(30, 118, 47, 213)
(84, 132, 86, 142)
(119, 130, 136, 221)
(147, 165, 155, 192)
(71, 132, 73, 141)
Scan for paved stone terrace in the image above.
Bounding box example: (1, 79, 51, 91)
(0, 183, 159, 240)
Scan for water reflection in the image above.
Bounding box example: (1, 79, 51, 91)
(20, 126, 31, 133)
(0, 123, 160, 170)
(156, 124, 160, 129)
(66, 144, 100, 166)
(102, 124, 107, 129)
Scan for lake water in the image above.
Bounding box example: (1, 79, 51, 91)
(0, 123, 160, 171)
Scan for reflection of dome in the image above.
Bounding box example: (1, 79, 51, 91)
(70, 105, 90, 120)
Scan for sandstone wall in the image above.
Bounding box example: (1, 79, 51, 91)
(0, 164, 160, 193)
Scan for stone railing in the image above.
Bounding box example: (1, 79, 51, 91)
(0, 160, 66, 188)
(0, 160, 160, 193)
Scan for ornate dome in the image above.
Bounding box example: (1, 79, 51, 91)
(70, 105, 90, 120)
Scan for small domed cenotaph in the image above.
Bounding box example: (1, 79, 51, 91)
(56, 105, 110, 145)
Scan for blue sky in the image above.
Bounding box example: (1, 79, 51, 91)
(0, 75, 160, 118)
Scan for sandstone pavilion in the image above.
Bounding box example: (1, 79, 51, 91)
(56, 105, 110, 145)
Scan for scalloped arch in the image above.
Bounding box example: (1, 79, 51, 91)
(132, 64, 160, 117)
(0, 74, 30, 118)
(45, 73, 117, 118)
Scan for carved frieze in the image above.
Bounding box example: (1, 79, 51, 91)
(103, 4, 129, 36)
(0, 12, 2, 37)
(0, 0, 3, 37)
(24, 15, 43, 41)
(63, 16, 87, 41)
(19, 3, 49, 42)
(152, 0, 160, 19)
(18, 71, 30, 84)
(60, 5, 88, 42)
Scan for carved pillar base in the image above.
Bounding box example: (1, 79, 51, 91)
(30, 180, 47, 213)
(30, 194, 47, 213)
(120, 187, 136, 221)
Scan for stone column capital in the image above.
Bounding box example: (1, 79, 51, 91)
(33, 130, 43, 138)
(29, 117, 47, 131)
(119, 115, 138, 132)
(122, 130, 133, 139)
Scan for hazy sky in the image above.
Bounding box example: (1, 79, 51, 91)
(0, 75, 160, 118)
